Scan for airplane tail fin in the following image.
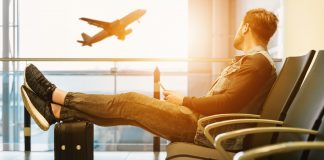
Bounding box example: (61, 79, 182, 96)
(77, 33, 92, 46)
(81, 33, 91, 41)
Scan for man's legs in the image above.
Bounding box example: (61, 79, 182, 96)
(56, 91, 199, 143)
(23, 64, 199, 143)
(59, 105, 186, 140)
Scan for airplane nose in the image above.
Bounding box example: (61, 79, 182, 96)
(140, 9, 146, 15)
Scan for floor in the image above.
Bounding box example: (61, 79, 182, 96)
(0, 151, 167, 160)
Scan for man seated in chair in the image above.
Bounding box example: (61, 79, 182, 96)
(21, 8, 278, 149)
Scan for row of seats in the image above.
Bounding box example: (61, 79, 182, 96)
(166, 50, 324, 160)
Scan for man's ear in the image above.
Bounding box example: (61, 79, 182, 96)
(242, 23, 250, 34)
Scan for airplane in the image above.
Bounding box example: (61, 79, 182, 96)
(77, 9, 146, 46)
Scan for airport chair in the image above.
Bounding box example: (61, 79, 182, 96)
(209, 50, 324, 160)
(306, 108, 324, 160)
(233, 141, 324, 160)
(234, 110, 324, 160)
(166, 50, 315, 160)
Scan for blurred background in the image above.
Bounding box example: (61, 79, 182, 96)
(1, 0, 323, 152)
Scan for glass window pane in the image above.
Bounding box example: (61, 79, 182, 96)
(19, 0, 188, 58)
(0, 1, 2, 25)
(0, 73, 2, 149)
(0, 31, 2, 57)
(2, 0, 285, 152)
(17, 0, 188, 151)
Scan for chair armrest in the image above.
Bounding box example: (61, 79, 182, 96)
(198, 114, 261, 130)
(214, 127, 318, 160)
(203, 119, 283, 145)
(234, 141, 324, 160)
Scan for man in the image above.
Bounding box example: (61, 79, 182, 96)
(21, 8, 278, 149)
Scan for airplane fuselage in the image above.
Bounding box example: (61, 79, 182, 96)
(78, 9, 146, 46)
(88, 30, 113, 45)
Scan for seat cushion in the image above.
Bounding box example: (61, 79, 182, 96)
(166, 142, 234, 160)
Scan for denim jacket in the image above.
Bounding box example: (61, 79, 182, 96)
(183, 46, 277, 150)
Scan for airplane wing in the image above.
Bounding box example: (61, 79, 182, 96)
(80, 17, 111, 28)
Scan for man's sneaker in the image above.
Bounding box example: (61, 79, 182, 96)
(24, 64, 56, 102)
(21, 85, 56, 131)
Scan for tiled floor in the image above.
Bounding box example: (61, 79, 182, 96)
(0, 151, 167, 160)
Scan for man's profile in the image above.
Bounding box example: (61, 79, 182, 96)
(21, 8, 278, 150)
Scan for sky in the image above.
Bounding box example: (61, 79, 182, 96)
(19, 0, 188, 58)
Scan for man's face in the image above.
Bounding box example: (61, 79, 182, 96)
(233, 22, 247, 50)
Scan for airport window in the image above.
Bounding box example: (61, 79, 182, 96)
(1, 0, 188, 151)
(1, 0, 284, 152)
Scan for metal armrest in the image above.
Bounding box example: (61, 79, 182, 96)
(198, 114, 261, 130)
(234, 141, 324, 160)
(203, 119, 283, 145)
(214, 127, 318, 160)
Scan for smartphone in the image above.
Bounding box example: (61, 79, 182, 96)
(159, 82, 166, 91)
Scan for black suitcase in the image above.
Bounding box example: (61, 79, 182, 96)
(54, 121, 93, 160)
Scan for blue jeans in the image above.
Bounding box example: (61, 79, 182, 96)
(60, 92, 199, 143)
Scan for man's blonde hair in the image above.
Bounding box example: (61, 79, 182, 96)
(243, 8, 278, 43)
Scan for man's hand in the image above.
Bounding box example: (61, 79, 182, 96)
(163, 90, 184, 106)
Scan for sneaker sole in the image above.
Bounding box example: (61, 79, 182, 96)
(20, 86, 50, 131)
(24, 64, 33, 91)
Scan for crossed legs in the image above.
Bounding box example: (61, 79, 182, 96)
(50, 88, 67, 119)
(21, 64, 199, 142)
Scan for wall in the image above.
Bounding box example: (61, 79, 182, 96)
(188, 0, 213, 96)
(187, 0, 233, 97)
(211, 0, 232, 79)
(283, 0, 324, 56)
